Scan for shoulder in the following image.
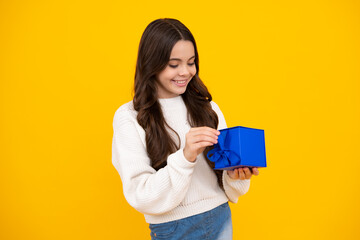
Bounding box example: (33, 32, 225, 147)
(209, 100, 227, 130)
(210, 100, 223, 115)
(112, 99, 147, 144)
(210, 100, 220, 110)
(113, 100, 138, 127)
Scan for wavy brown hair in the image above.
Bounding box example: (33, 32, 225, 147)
(133, 18, 224, 189)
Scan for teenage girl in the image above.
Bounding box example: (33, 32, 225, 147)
(112, 18, 260, 240)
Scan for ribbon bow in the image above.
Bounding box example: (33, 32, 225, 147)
(207, 131, 242, 169)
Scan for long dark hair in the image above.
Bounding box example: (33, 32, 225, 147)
(133, 18, 223, 189)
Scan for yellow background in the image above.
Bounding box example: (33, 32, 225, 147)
(1, 0, 359, 239)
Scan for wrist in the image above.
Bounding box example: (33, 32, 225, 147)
(183, 149, 196, 162)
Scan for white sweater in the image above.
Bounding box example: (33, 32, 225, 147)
(112, 95, 250, 224)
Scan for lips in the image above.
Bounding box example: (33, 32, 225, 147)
(172, 79, 188, 87)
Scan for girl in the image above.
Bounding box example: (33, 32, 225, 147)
(112, 18, 259, 240)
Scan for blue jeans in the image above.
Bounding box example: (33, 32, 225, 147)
(149, 202, 232, 240)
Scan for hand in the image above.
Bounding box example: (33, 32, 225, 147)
(227, 167, 259, 180)
(183, 127, 220, 162)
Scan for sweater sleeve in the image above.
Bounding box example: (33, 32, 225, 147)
(210, 101, 251, 203)
(111, 108, 196, 215)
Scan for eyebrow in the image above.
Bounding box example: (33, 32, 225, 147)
(169, 56, 195, 61)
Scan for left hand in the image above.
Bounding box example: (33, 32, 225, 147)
(227, 167, 259, 180)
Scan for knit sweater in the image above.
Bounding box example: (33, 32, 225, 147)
(111, 95, 250, 224)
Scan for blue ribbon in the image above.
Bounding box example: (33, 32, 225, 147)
(207, 130, 242, 169)
(207, 148, 241, 168)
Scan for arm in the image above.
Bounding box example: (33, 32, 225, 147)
(112, 108, 196, 215)
(210, 101, 251, 203)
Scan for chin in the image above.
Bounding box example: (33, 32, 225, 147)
(176, 88, 188, 95)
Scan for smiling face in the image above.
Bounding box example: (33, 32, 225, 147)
(155, 40, 197, 99)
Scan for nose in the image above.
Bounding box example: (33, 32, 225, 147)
(179, 64, 191, 76)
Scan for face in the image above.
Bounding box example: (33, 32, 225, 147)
(155, 40, 197, 98)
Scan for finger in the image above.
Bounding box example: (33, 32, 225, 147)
(252, 168, 259, 176)
(233, 169, 239, 178)
(238, 168, 246, 180)
(227, 169, 239, 179)
(190, 126, 219, 133)
(195, 142, 216, 150)
(243, 167, 252, 179)
(190, 135, 218, 144)
(190, 127, 220, 136)
(189, 132, 219, 142)
(227, 170, 234, 179)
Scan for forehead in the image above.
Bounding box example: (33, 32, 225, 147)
(169, 40, 195, 60)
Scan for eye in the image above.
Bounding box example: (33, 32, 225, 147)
(168, 62, 195, 68)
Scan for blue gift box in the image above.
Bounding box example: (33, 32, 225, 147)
(207, 126, 267, 170)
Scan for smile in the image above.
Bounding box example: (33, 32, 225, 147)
(172, 79, 188, 87)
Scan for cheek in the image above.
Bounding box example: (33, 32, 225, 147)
(163, 69, 178, 80)
(158, 69, 175, 82)
(190, 67, 197, 77)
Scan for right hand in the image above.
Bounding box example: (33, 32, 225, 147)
(183, 127, 220, 162)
